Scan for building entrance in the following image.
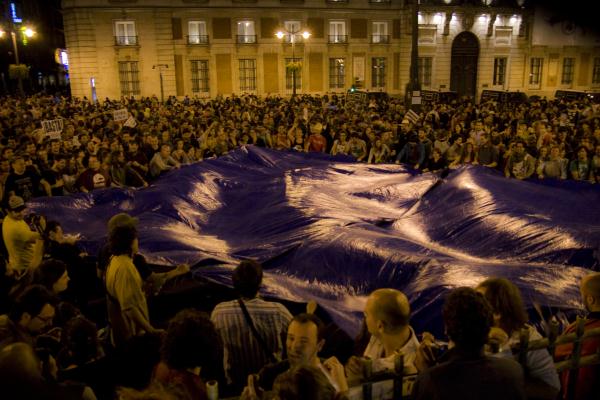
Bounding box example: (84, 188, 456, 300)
(450, 31, 479, 100)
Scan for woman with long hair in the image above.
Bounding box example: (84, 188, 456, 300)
(476, 278, 560, 400)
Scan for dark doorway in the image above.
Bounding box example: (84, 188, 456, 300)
(450, 31, 479, 100)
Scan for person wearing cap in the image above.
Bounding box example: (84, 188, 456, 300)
(1, 196, 44, 277)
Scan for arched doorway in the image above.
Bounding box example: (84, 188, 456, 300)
(450, 31, 479, 100)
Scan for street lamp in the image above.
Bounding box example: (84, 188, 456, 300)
(276, 27, 310, 97)
(0, 25, 36, 97)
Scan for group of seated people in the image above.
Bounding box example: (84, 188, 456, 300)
(0, 208, 598, 399)
(0, 91, 599, 207)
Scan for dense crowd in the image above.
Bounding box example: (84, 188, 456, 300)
(0, 92, 599, 400)
(0, 92, 599, 206)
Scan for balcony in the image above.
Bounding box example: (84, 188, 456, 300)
(237, 35, 257, 44)
(328, 35, 348, 44)
(187, 35, 209, 45)
(371, 35, 390, 44)
(369, 0, 391, 3)
(114, 35, 138, 46)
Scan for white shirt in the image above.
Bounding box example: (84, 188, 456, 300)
(363, 326, 420, 374)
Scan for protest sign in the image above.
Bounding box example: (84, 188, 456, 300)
(113, 108, 129, 121)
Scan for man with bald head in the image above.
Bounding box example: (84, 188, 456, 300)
(555, 272, 600, 400)
(346, 288, 419, 384)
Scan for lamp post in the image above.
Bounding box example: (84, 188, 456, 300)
(0, 23, 35, 97)
(152, 64, 168, 103)
(276, 27, 310, 97)
(407, 0, 421, 112)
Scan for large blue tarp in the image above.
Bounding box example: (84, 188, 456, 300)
(31, 146, 600, 337)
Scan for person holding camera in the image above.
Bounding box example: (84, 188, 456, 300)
(2, 196, 44, 279)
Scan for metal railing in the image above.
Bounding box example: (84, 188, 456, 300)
(114, 36, 138, 46)
(328, 35, 348, 44)
(236, 35, 257, 44)
(371, 35, 390, 44)
(187, 35, 209, 45)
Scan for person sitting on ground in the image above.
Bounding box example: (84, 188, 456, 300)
(476, 277, 560, 400)
(75, 154, 111, 193)
(412, 287, 526, 400)
(253, 313, 348, 395)
(504, 140, 536, 180)
(0, 284, 57, 348)
(32, 259, 70, 296)
(211, 260, 292, 390)
(149, 144, 180, 179)
(345, 288, 420, 385)
(555, 272, 600, 400)
(153, 309, 225, 400)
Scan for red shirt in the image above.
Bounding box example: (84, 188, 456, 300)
(554, 314, 600, 400)
(307, 134, 327, 152)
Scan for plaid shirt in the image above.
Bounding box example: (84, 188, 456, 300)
(211, 297, 292, 387)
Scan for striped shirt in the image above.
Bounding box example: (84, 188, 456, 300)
(210, 298, 292, 387)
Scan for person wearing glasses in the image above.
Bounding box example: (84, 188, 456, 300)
(0, 284, 57, 349)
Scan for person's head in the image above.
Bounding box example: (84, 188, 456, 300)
(62, 316, 100, 366)
(232, 260, 263, 299)
(86, 154, 100, 171)
(550, 145, 561, 159)
(286, 313, 325, 367)
(364, 288, 410, 338)
(0, 342, 45, 396)
(10, 154, 26, 175)
(443, 287, 493, 351)
(107, 212, 138, 234)
(10, 285, 57, 335)
(6, 195, 27, 220)
(513, 140, 526, 155)
(273, 365, 337, 400)
(161, 309, 223, 379)
(33, 260, 70, 294)
(476, 277, 528, 335)
(577, 146, 589, 161)
(159, 144, 171, 158)
(581, 272, 600, 313)
(109, 224, 138, 256)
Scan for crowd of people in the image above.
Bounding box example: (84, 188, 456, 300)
(0, 92, 598, 399)
(0, 91, 599, 206)
(0, 208, 598, 400)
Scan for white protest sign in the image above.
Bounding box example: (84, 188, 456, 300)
(113, 108, 129, 121)
(41, 119, 64, 138)
(123, 115, 137, 128)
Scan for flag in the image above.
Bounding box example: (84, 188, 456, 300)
(405, 109, 420, 124)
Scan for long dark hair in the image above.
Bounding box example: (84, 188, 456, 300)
(477, 277, 528, 335)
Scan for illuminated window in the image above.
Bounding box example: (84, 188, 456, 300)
(114, 21, 137, 45)
(191, 60, 209, 93)
(329, 20, 347, 43)
(239, 59, 256, 91)
(237, 20, 256, 43)
(329, 58, 345, 89)
(493, 57, 507, 86)
(529, 57, 543, 86)
(372, 21, 389, 43)
(188, 21, 208, 44)
(562, 58, 574, 85)
(371, 57, 386, 88)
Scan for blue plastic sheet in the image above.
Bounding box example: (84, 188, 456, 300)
(31, 146, 600, 337)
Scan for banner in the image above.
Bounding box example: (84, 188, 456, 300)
(113, 108, 129, 121)
(41, 119, 64, 138)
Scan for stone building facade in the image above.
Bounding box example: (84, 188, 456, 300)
(61, 0, 600, 100)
